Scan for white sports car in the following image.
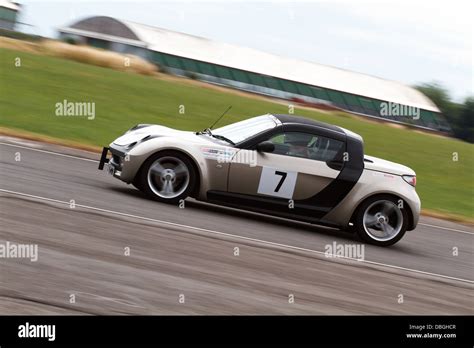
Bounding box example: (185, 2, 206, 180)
(99, 114, 420, 246)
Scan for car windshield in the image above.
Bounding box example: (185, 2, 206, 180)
(213, 115, 280, 144)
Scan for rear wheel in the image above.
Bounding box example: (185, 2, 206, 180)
(137, 151, 197, 204)
(354, 195, 408, 246)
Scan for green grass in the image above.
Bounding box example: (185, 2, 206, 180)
(1, 47, 473, 219)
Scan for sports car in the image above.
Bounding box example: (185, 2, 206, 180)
(99, 114, 420, 246)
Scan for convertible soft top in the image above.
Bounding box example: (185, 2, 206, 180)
(270, 114, 363, 145)
(272, 114, 345, 134)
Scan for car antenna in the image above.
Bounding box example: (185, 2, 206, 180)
(209, 106, 232, 130)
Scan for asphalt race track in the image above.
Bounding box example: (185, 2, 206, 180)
(0, 136, 473, 314)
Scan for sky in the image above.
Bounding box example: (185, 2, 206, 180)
(16, 0, 473, 102)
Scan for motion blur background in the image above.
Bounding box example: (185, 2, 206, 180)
(0, 0, 473, 316)
(1, 0, 473, 219)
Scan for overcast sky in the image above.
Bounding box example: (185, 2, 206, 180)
(17, 0, 473, 102)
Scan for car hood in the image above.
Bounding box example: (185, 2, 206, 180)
(113, 125, 216, 146)
(364, 155, 415, 176)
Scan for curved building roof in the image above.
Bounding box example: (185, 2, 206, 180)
(61, 16, 440, 113)
(0, 0, 20, 11)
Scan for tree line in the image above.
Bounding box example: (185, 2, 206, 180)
(415, 83, 473, 143)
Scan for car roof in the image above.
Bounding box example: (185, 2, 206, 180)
(271, 114, 343, 133)
(271, 114, 363, 140)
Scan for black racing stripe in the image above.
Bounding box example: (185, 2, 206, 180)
(299, 135, 364, 217)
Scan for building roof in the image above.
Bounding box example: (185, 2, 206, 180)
(61, 16, 440, 113)
(0, 0, 20, 11)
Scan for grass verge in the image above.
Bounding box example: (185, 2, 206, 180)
(1, 47, 473, 221)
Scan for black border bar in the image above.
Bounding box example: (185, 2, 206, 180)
(0, 316, 472, 345)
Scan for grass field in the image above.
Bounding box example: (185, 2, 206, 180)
(1, 47, 473, 220)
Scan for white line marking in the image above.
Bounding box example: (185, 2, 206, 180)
(2, 138, 43, 148)
(419, 223, 474, 235)
(0, 142, 98, 163)
(1, 188, 473, 285)
(1, 141, 473, 235)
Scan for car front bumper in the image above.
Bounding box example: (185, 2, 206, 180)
(98, 146, 125, 180)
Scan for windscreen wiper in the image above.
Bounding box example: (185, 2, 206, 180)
(209, 133, 235, 146)
(196, 128, 235, 145)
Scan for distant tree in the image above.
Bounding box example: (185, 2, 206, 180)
(456, 97, 474, 143)
(415, 82, 473, 143)
(416, 82, 451, 112)
(64, 37, 78, 45)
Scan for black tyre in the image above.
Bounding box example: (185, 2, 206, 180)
(354, 194, 408, 246)
(137, 151, 197, 204)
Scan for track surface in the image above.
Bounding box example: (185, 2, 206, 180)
(0, 137, 473, 314)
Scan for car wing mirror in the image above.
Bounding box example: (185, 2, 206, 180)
(256, 141, 275, 153)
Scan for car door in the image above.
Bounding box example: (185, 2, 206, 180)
(226, 130, 345, 218)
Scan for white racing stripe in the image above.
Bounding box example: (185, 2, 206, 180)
(1, 188, 473, 285)
(1, 141, 473, 235)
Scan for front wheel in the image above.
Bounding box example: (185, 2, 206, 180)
(354, 195, 408, 246)
(137, 151, 197, 204)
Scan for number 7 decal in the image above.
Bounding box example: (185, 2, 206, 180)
(257, 167, 298, 199)
(274, 171, 287, 192)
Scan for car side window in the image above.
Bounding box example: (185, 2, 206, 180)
(267, 132, 344, 162)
